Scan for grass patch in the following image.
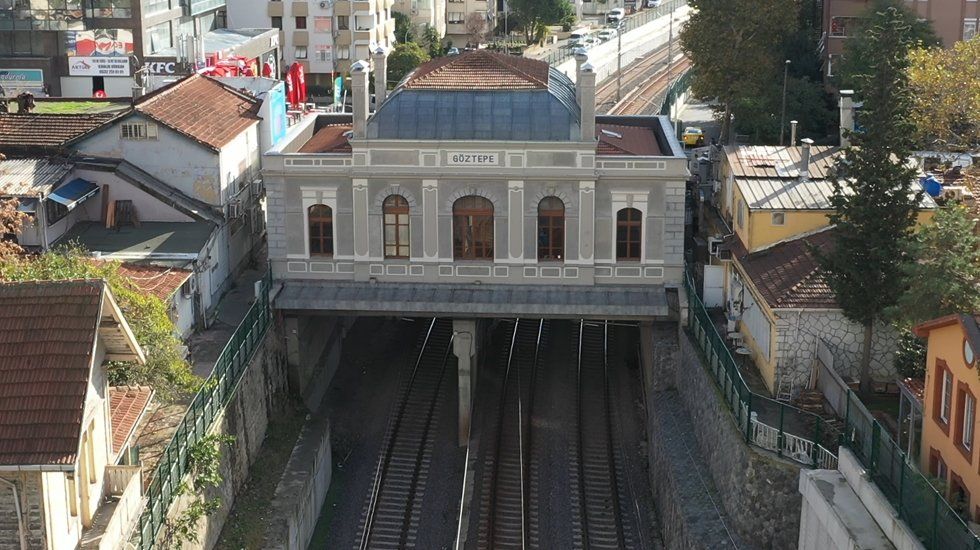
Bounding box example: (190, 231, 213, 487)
(9, 101, 128, 114)
(214, 402, 308, 550)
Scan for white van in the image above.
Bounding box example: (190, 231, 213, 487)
(569, 28, 592, 47)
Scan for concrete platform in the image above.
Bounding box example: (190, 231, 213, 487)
(274, 280, 670, 319)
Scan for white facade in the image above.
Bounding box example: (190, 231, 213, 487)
(392, 0, 447, 37)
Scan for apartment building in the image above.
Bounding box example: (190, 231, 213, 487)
(823, 0, 980, 78)
(228, 0, 395, 91)
(0, 0, 228, 97)
(444, 0, 493, 47)
(391, 0, 446, 38)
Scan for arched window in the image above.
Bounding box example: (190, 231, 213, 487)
(453, 196, 494, 260)
(616, 208, 642, 261)
(538, 197, 565, 261)
(383, 194, 410, 259)
(308, 204, 333, 256)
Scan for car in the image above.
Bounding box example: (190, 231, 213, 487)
(597, 29, 618, 42)
(447, 47, 460, 55)
(646, 0, 662, 7)
(607, 8, 625, 23)
(682, 127, 705, 147)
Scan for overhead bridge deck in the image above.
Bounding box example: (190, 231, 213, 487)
(273, 281, 672, 320)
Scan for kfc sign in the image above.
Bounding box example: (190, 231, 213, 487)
(148, 61, 176, 74)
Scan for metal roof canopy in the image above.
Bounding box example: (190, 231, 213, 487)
(275, 280, 671, 319)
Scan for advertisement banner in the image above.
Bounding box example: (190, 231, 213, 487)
(69, 56, 131, 77)
(65, 29, 134, 57)
(269, 83, 287, 146)
(333, 75, 343, 106)
(0, 69, 43, 91)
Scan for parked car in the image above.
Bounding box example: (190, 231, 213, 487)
(597, 29, 618, 42)
(607, 8, 625, 23)
(682, 127, 705, 147)
(447, 47, 460, 55)
(646, 0, 662, 7)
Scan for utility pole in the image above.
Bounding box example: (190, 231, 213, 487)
(615, 27, 622, 101)
(666, 6, 674, 83)
(779, 59, 790, 146)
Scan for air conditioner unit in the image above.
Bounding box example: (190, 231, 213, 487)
(227, 201, 242, 219)
(707, 236, 723, 256)
(250, 177, 264, 197)
(942, 185, 975, 203)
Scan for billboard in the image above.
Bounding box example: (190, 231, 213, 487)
(68, 56, 131, 77)
(268, 82, 287, 147)
(65, 29, 134, 57)
(0, 69, 43, 92)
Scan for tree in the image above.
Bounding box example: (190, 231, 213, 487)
(908, 37, 980, 152)
(892, 203, 980, 326)
(815, 5, 922, 396)
(834, 0, 939, 91)
(392, 11, 416, 44)
(508, 0, 574, 43)
(464, 12, 489, 46)
(0, 245, 199, 400)
(679, 0, 798, 141)
(420, 24, 444, 59)
(387, 42, 431, 84)
(0, 197, 28, 257)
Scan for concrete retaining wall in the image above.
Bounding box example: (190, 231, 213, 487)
(262, 414, 332, 549)
(157, 324, 289, 549)
(671, 329, 803, 550)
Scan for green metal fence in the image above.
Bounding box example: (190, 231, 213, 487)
(684, 270, 839, 468)
(136, 271, 274, 548)
(658, 69, 693, 116)
(841, 389, 980, 549)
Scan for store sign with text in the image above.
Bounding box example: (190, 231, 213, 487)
(69, 56, 131, 77)
(146, 57, 184, 75)
(447, 152, 498, 166)
(0, 69, 43, 90)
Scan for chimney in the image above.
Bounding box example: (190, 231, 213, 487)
(372, 46, 388, 107)
(800, 138, 813, 181)
(789, 120, 798, 146)
(572, 47, 588, 105)
(839, 89, 855, 147)
(578, 61, 596, 143)
(351, 59, 370, 139)
(131, 85, 145, 103)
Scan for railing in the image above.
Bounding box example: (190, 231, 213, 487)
(684, 270, 839, 468)
(658, 68, 692, 116)
(95, 467, 144, 550)
(537, 0, 688, 67)
(840, 388, 980, 549)
(135, 271, 274, 549)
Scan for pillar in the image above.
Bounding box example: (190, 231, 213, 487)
(453, 318, 478, 447)
(508, 180, 524, 261)
(372, 46, 388, 106)
(578, 61, 597, 142)
(422, 179, 439, 260)
(350, 59, 370, 139)
(578, 180, 595, 262)
(352, 178, 370, 263)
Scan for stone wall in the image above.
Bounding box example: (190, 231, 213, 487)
(648, 325, 805, 550)
(0, 473, 45, 550)
(157, 323, 289, 549)
(774, 311, 898, 386)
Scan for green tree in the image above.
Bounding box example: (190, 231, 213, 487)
(834, 0, 939, 91)
(420, 24, 444, 58)
(392, 11, 416, 44)
(815, 5, 922, 396)
(908, 38, 980, 152)
(387, 42, 431, 84)
(892, 204, 980, 326)
(680, 0, 798, 141)
(0, 245, 199, 399)
(508, 0, 574, 43)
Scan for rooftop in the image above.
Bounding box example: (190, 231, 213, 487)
(733, 229, 838, 309)
(402, 50, 550, 90)
(300, 123, 353, 154)
(134, 73, 261, 151)
(0, 158, 72, 197)
(58, 221, 215, 257)
(0, 112, 122, 153)
(108, 386, 153, 455)
(595, 118, 665, 156)
(6, 99, 131, 115)
(115, 263, 192, 300)
(0, 280, 142, 467)
(726, 145, 839, 179)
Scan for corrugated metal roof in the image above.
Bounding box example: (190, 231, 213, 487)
(0, 158, 72, 197)
(368, 66, 580, 141)
(736, 177, 938, 210)
(726, 145, 839, 179)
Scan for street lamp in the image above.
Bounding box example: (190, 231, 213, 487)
(779, 59, 790, 146)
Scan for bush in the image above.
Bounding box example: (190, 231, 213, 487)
(893, 327, 926, 379)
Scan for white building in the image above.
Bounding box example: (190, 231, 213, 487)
(391, 0, 447, 38)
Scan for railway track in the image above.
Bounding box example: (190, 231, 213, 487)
(609, 57, 691, 116)
(595, 46, 671, 112)
(357, 318, 455, 550)
(476, 319, 547, 550)
(572, 320, 631, 550)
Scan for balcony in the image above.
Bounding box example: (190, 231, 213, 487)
(80, 465, 143, 550)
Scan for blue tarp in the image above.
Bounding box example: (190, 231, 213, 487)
(49, 178, 98, 210)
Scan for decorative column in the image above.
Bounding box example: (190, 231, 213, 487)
(508, 180, 524, 261)
(579, 180, 595, 262)
(352, 178, 370, 261)
(422, 179, 439, 260)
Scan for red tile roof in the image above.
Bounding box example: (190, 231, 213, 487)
(0, 280, 105, 466)
(899, 377, 925, 404)
(596, 123, 663, 156)
(134, 74, 261, 151)
(108, 386, 153, 455)
(115, 263, 192, 301)
(299, 124, 353, 153)
(0, 112, 122, 151)
(403, 50, 550, 90)
(734, 229, 838, 309)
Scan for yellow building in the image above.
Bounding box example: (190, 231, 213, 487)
(915, 314, 980, 522)
(703, 143, 936, 396)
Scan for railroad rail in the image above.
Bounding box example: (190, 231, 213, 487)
(609, 57, 691, 116)
(574, 320, 627, 549)
(358, 318, 455, 549)
(595, 46, 672, 112)
(478, 319, 547, 550)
